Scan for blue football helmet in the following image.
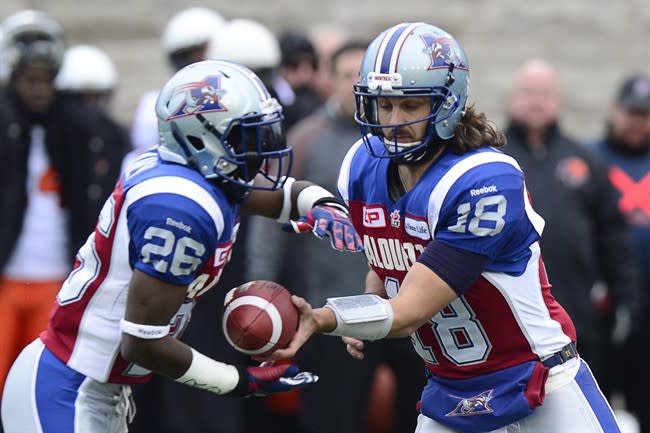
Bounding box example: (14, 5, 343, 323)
(156, 60, 292, 190)
(354, 22, 470, 162)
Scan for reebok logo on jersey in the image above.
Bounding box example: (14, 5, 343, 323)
(166, 217, 192, 233)
(363, 206, 387, 228)
(470, 185, 498, 197)
(404, 217, 431, 241)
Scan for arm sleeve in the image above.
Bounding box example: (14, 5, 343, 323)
(417, 240, 489, 296)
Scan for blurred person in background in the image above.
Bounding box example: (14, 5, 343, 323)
(208, 19, 280, 101)
(128, 7, 226, 166)
(248, 39, 423, 433)
(274, 30, 323, 130)
(55, 44, 130, 194)
(502, 59, 641, 391)
(0, 9, 125, 401)
(308, 24, 349, 102)
(589, 74, 650, 433)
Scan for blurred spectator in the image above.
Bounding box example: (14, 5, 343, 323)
(502, 59, 641, 390)
(207, 18, 280, 99)
(126, 8, 247, 433)
(55, 44, 117, 111)
(0, 9, 125, 399)
(274, 30, 323, 129)
(308, 24, 348, 101)
(55, 44, 130, 188)
(128, 7, 226, 164)
(589, 73, 650, 433)
(246, 40, 423, 433)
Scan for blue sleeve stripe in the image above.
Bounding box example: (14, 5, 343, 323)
(124, 175, 224, 234)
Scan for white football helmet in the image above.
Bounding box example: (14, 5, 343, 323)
(206, 19, 280, 70)
(55, 45, 117, 92)
(0, 9, 66, 83)
(156, 60, 292, 190)
(162, 7, 225, 69)
(354, 22, 470, 162)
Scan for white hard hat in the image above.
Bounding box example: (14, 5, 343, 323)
(207, 19, 280, 70)
(55, 45, 117, 91)
(0, 9, 66, 82)
(162, 7, 225, 54)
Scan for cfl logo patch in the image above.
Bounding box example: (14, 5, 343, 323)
(363, 206, 386, 228)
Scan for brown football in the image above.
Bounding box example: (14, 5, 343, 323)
(222, 280, 299, 357)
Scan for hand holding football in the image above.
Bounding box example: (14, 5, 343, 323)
(222, 280, 299, 357)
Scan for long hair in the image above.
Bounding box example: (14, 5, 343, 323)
(448, 104, 506, 154)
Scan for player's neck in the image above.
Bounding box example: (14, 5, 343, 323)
(397, 147, 443, 191)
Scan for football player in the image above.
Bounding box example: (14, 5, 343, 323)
(1, 60, 362, 433)
(269, 22, 623, 432)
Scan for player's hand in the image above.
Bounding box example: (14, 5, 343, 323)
(283, 201, 363, 252)
(245, 363, 318, 396)
(259, 295, 320, 362)
(342, 336, 366, 360)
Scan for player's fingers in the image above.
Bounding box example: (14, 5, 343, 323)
(331, 223, 345, 251)
(342, 336, 364, 350)
(346, 343, 365, 360)
(312, 217, 328, 238)
(290, 295, 311, 312)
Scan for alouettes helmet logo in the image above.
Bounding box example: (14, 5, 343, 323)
(168, 75, 227, 119)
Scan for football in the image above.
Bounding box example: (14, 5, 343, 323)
(222, 280, 299, 356)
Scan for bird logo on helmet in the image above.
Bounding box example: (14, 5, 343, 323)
(156, 60, 292, 193)
(354, 22, 470, 163)
(169, 75, 226, 119)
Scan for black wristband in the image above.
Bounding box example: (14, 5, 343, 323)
(312, 197, 349, 214)
(224, 366, 251, 398)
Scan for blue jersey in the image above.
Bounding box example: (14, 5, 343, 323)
(42, 150, 240, 384)
(338, 137, 576, 379)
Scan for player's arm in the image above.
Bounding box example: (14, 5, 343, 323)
(120, 269, 317, 396)
(265, 240, 489, 362)
(341, 268, 387, 360)
(242, 174, 363, 252)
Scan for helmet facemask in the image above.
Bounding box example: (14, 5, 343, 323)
(354, 76, 459, 163)
(170, 109, 292, 191)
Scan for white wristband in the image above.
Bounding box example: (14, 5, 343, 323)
(120, 318, 170, 340)
(176, 348, 240, 395)
(276, 176, 296, 223)
(324, 294, 393, 340)
(297, 185, 334, 216)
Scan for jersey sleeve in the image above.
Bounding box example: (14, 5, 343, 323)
(431, 158, 544, 275)
(126, 192, 221, 286)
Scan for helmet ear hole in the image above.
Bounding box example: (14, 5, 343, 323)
(186, 135, 205, 150)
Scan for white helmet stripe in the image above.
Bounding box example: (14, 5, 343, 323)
(388, 22, 425, 73)
(373, 23, 408, 72)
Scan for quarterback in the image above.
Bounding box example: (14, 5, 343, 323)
(270, 22, 622, 432)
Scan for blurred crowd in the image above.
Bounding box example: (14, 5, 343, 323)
(0, 6, 648, 433)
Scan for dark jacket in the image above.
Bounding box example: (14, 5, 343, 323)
(0, 90, 129, 271)
(503, 122, 641, 339)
